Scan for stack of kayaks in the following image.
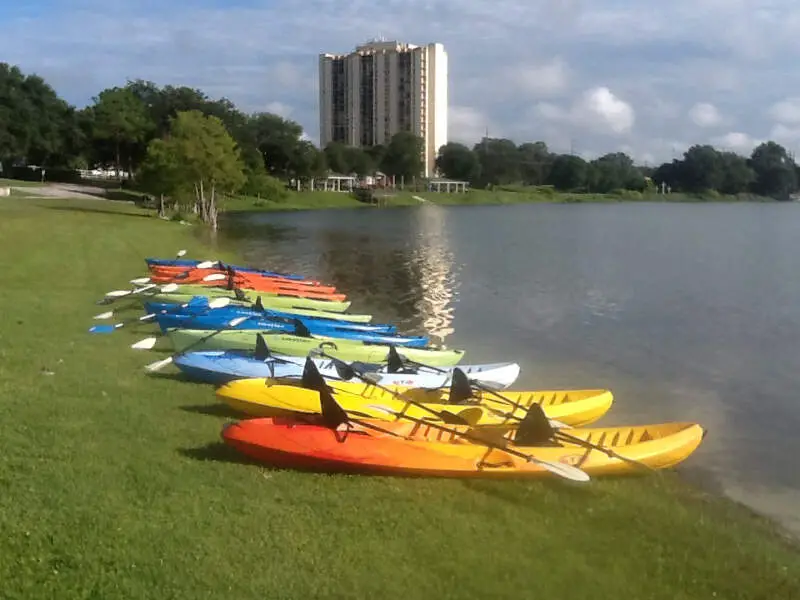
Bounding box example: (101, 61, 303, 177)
(90, 253, 707, 482)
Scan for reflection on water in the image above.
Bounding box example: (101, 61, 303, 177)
(219, 205, 459, 343)
(219, 202, 800, 537)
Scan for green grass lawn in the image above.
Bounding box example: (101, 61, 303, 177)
(222, 190, 424, 212)
(0, 177, 43, 187)
(1, 196, 798, 599)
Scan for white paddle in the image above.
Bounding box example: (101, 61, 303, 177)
(104, 282, 179, 299)
(139, 315, 252, 371)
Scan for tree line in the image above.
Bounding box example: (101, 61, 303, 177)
(2, 62, 799, 229)
(435, 139, 800, 199)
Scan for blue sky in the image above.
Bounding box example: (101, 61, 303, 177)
(4, 0, 800, 163)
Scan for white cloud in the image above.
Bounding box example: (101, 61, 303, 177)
(688, 102, 722, 127)
(576, 87, 635, 134)
(448, 106, 491, 145)
(264, 101, 293, 117)
(711, 132, 762, 153)
(769, 124, 800, 145)
(505, 58, 570, 97)
(534, 87, 634, 136)
(768, 98, 800, 124)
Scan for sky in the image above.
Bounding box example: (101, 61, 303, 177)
(4, 0, 800, 164)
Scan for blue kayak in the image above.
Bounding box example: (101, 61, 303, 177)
(154, 313, 430, 347)
(143, 299, 396, 333)
(145, 258, 305, 280)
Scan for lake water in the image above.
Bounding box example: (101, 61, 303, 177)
(217, 202, 800, 536)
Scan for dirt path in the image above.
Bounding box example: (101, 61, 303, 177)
(12, 183, 110, 200)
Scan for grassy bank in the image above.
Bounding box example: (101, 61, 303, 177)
(1, 195, 798, 599)
(220, 186, 773, 213)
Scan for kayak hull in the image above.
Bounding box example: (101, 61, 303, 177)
(155, 314, 429, 347)
(145, 258, 306, 280)
(167, 330, 465, 366)
(144, 296, 373, 323)
(150, 270, 344, 300)
(148, 266, 328, 290)
(146, 292, 353, 315)
(143, 302, 392, 332)
(171, 285, 351, 312)
(173, 350, 520, 387)
(214, 379, 612, 427)
(221, 418, 704, 478)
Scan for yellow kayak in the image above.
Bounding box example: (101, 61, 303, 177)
(214, 377, 614, 427)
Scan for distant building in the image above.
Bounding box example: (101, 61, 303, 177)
(318, 39, 448, 178)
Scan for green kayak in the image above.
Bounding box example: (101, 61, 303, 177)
(169, 284, 352, 313)
(146, 293, 373, 323)
(166, 329, 465, 366)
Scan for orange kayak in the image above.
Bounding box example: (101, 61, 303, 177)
(221, 416, 705, 479)
(148, 265, 325, 288)
(148, 269, 343, 299)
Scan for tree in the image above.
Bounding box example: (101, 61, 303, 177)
(142, 110, 245, 229)
(0, 63, 78, 167)
(381, 132, 424, 180)
(323, 141, 350, 174)
(547, 154, 589, 190)
(436, 142, 480, 182)
(718, 152, 755, 195)
(588, 152, 643, 192)
(679, 145, 723, 193)
(749, 141, 797, 199)
(291, 140, 327, 181)
(518, 142, 552, 185)
(91, 87, 152, 178)
(473, 138, 520, 186)
(343, 146, 374, 177)
(248, 113, 304, 178)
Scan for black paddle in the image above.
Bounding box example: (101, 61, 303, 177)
(299, 358, 589, 482)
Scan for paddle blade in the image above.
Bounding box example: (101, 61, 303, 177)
(207, 297, 232, 309)
(160, 283, 179, 293)
(139, 313, 157, 321)
(105, 289, 134, 298)
(88, 324, 117, 334)
(93, 311, 114, 320)
(533, 459, 591, 482)
(439, 410, 470, 426)
(361, 372, 382, 384)
(130, 277, 151, 286)
(227, 316, 250, 328)
(145, 356, 174, 372)
(176, 249, 187, 258)
(196, 260, 216, 269)
(202, 273, 227, 282)
(455, 407, 484, 426)
(131, 337, 158, 350)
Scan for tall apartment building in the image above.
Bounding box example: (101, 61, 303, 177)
(318, 40, 448, 178)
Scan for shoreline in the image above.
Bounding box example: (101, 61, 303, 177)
(219, 189, 779, 214)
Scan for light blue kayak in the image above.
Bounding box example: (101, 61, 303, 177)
(173, 349, 521, 388)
